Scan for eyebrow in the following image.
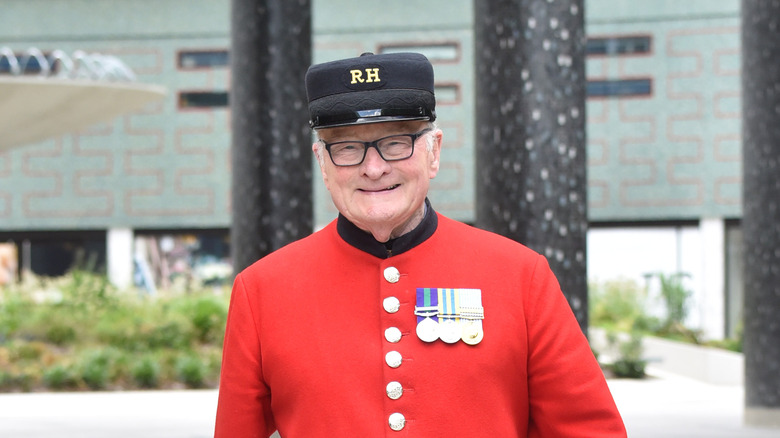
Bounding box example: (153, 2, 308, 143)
(319, 124, 426, 143)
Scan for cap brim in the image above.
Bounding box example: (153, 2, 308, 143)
(309, 88, 435, 129)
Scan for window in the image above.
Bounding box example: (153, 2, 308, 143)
(178, 91, 229, 108)
(587, 36, 651, 56)
(178, 50, 229, 69)
(434, 84, 460, 105)
(587, 79, 652, 98)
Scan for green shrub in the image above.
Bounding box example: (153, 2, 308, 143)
(0, 370, 10, 390)
(607, 332, 647, 379)
(131, 356, 161, 389)
(0, 294, 32, 341)
(656, 272, 691, 326)
(79, 349, 120, 390)
(43, 364, 79, 390)
(589, 278, 647, 331)
(176, 355, 206, 388)
(11, 341, 51, 362)
(96, 302, 195, 351)
(189, 297, 228, 344)
(0, 363, 39, 392)
(45, 324, 77, 346)
(58, 269, 118, 313)
(146, 317, 193, 350)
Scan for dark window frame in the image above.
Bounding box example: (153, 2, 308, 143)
(586, 35, 652, 56)
(587, 78, 653, 98)
(177, 49, 229, 70)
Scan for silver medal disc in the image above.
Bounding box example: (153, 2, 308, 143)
(439, 319, 461, 344)
(416, 317, 439, 342)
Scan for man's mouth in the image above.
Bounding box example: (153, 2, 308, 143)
(361, 184, 400, 193)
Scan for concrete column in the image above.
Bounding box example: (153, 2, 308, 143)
(230, 0, 312, 274)
(700, 217, 725, 340)
(742, 0, 780, 427)
(474, 0, 588, 330)
(107, 227, 133, 290)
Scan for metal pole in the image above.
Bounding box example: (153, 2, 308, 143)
(230, 0, 312, 273)
(474, 0, 589, 330)
(741, 0, 780, 428)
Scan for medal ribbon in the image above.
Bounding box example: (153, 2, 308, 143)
(459, 289, 484, 320)
(437, 288, 460, 322)
(415, 287, 439, 324)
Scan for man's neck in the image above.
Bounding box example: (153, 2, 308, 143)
(372, 204, 427, 243)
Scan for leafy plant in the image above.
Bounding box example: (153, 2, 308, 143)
(43, 364, 79, 390)
(80, 354, 110, 390)
(589, 278, 656, 332)
(189, 296, 228, 344)
(176, 355, 207, 388)
(644, 272, 701, 343)
(657, 272, 691, 326)
(607, 331, 647, 379)
(131, 356, 161, 389)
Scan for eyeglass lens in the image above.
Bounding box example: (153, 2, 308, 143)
(327, 132, 425, 166)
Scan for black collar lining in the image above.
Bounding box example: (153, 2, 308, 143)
(336, 198, 438, 258)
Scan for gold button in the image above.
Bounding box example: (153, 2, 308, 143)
(385, 351, 402, 368)
(383, 296, 400, 313)
(383, 267, 401, 283)
(385, 327, 402, 343)
(388, 412, 406, 431)
(386, 381, 403, 400)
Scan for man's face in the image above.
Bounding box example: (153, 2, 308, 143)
(314, 120, 441, 242)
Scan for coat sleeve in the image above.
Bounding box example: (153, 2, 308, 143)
(214, 273, 276, 438)
(524, 255, 627, 437)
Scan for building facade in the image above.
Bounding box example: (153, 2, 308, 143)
(0, 0, 742, 339)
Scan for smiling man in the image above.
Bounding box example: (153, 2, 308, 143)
(215, 52, 626, 437)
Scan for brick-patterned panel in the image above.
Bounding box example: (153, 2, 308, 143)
(587, 22, 741, 221)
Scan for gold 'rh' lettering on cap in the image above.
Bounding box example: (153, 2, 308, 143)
(350, 68, 381, 84)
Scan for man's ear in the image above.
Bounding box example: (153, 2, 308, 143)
(428, 129, 443, 179)
(312, 141, 330, 188)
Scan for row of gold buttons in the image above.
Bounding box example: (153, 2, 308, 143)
(383, 266, 406, 432)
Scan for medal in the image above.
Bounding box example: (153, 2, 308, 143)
(416, 316, 439, 342)
(459, 289, 484, 345)
(462, 320, 484, 345)
(415, 287, 484, 345)
(415, 288, 439, 342)
(438, 288, 462, 344)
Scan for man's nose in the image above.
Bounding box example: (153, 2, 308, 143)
(360, 146, 390, 176)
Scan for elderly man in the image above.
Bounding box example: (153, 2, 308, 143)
(215, 52, 626, 437)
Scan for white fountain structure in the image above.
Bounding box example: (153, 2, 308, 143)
(0, 47, 166, 150)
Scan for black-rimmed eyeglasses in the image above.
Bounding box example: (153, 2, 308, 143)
(321, 128, 432, 167)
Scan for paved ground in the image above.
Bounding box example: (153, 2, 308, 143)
(609, 368, 778, 437)
(0, 368, 778, 437)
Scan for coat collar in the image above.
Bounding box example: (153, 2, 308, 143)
(336, 198, 438, 258)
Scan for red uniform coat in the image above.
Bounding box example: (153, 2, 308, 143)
(215, 214, 626, 437)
